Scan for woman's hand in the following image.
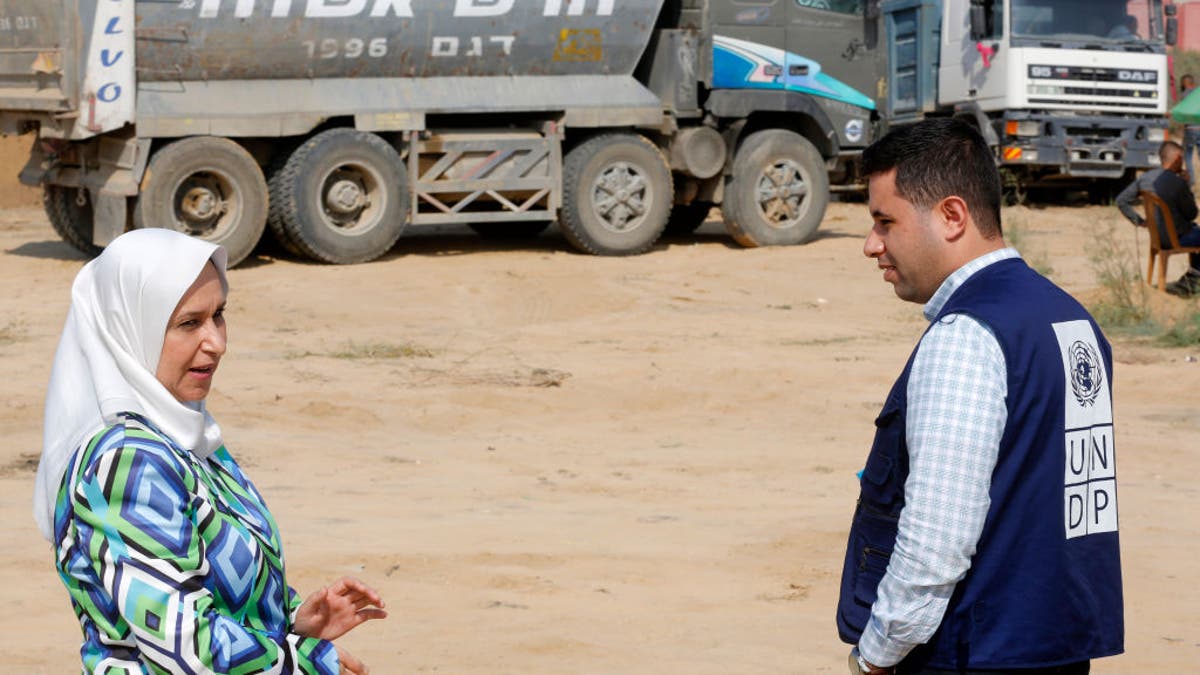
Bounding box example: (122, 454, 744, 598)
(294, 577, 387, 642)
(338, 645, 369, 675)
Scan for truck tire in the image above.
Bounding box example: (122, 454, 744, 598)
(560, 133, 672, 256)
(721, 130, 828, 247)
(264, 142, 308, 258)
(272, 128, 409, 264)
(666, 201, 714, 234)
(44, 185, 102, 257)
(468, 221, 551, 239)
(133, 136, 268, 268)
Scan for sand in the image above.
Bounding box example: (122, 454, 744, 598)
(0, 201, 1196, 673)
(0, 135, 41, 209)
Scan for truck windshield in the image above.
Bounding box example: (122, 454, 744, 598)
(1011, 0, 1163, 44)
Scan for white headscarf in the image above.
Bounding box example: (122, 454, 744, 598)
(34, 229, 229, 541)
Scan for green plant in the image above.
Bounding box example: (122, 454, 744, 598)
(1158, 309, 1200, 347)
(1085, 218, 1158, 332)
(1003, 207, 1054, 277)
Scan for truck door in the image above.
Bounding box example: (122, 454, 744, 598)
(787, 0, 882, 110)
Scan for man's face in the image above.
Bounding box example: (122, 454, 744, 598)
(1165, 150, 1185, 174)
(863, 169, 947, 304)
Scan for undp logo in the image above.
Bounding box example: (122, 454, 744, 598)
(1069, 340, 1103, 406)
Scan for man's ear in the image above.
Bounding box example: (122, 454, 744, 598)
(935, 196, 970, 242)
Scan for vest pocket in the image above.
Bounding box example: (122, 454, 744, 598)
(862, 452, 893, 486)
(849, 503, 899, 608)
(855, 546, 891, 604)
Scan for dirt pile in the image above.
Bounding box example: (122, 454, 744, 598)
(0, 135, 39, 209)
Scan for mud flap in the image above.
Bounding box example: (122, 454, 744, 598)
(92, 189, 127, 246)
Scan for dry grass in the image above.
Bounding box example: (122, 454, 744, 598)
(1085, 218, 1200, 346)
(0, 320, 25, 346)
(289, 340, 436, 360)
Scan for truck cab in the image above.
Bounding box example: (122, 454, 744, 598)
(884, 0, 1170, 199)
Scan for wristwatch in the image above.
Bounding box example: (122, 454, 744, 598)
(848, 647, 893, 675)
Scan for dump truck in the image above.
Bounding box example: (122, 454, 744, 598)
(881, 0, 1173, 202)
(0, 0, 885, 266)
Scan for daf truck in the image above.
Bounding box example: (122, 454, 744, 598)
(882, 0, 1173, 201)
(0, 0, 885, 266)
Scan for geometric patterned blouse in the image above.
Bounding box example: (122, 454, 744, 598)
(53, 412, 340, 674)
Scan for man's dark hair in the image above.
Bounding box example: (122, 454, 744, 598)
(861, 118, 1003, 238)
(1158, 139, 1183, 164)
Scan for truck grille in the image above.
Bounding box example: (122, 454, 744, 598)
(1026, 64, 1160, 112)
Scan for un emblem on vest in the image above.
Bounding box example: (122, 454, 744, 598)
(1069, 340, 1103, 406)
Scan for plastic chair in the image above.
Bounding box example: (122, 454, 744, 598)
(1137, 191, 1200, 292)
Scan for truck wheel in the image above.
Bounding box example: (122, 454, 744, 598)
(560, 133, 672, 255)
(133, 136, 268, 268)
(666, 201, 714, 234)
(264, 142, 308, 259)
(273, 128, 409, 264)
(44, 185, 102, 257)
(468, 221, 551, 239)
(721, 130, 828, 247)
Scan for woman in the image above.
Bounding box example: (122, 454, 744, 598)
(33, 229, 385, 674)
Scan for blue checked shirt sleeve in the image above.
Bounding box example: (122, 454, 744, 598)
(857, 313, 1008, 667)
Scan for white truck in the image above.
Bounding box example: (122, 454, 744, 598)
(882, 0, 1173, 202)
(0, 0, 886, 266)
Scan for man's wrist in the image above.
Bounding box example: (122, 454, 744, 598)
(848, 647, 894, 675)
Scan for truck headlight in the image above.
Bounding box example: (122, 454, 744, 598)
(1027, 84, 1065, 96)
(1148, 128, 1166, 143)
(1005, 120, 1042, 137)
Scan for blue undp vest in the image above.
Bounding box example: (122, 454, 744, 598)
(836, 258, 1123, 670)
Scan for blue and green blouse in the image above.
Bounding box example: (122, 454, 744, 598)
(53, 412, 340, 674)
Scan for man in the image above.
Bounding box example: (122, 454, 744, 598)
(1115, 140, 1200, 296)
(837, 119, 1123, 675)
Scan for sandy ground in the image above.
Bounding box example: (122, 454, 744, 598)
(0, 135, 41, 209)
(0, 200, 1197, 674)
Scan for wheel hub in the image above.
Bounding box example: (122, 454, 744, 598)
(756, 160, 808, 227)
(592, 163, 648, 233)
(326, 179, 366, 215)
(181, 186, 221, 221)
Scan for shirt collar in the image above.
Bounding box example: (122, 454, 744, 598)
(923, 247, 1022, 321)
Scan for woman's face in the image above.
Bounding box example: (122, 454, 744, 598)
(156, 262, 227, 402)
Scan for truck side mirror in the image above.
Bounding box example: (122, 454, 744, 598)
(1167, 17, 1178, 46)
(969, 4, 987, 42)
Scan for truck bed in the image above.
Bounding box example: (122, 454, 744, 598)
(0, 1, 70, 114)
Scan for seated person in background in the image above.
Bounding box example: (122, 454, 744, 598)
(1116, 140, 1200, 296)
